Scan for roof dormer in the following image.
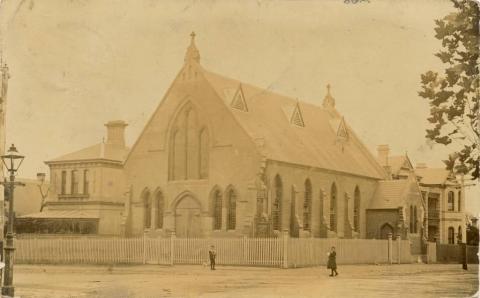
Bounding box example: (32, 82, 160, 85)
(230, 84, 248, 112)
(290, 100, 305, 127)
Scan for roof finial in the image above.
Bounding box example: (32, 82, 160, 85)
(322, 83, 335, 109)
(184, 31, 200, 64)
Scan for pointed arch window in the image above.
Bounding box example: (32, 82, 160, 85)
(409, 205, 413, 232)
(199, 128, 209, 179)
(273, 175, 283, 231)
(319, 190, 324, 232)
(143, 191, 152, 229)
(155, 192, 164, 229)
(303, 179, 312, 231)
(169, 103, 209, 181)
(353, 187, 360, 233)
(226, 188, 237, 230)
(290, 186, 297, 237)
(413, 206, 417, 233)
(330, 183, 337, 233)
(212, 188, 222, 230)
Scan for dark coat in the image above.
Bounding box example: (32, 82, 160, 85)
(327, 251, 337, 269)
(209, 249, 216, 261)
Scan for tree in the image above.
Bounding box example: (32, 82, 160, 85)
(419, 0, 479, 180)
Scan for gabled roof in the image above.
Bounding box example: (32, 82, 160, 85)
(201, 69, 386, 179)
(388, 155, 414, 177)
(369, 179, 409, 209)
(415, 167, 457, 186)
(46, 143, 129, 164)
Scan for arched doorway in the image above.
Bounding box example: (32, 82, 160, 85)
(175, 195, 202, 238)
(380, 223, 394, 239)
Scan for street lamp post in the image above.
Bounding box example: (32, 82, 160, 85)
(0, 144, 25, 297)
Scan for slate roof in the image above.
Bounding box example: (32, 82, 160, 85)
(369, 179, 409, 209)
(46, 143, 129, 164)
(202, 69, 387, 179)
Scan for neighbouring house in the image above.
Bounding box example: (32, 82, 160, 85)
(17, 121, 129, 235)
(368, 146, 425, 253)
(415, 164, 466, 244)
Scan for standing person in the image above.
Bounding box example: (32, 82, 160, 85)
(208, 245, 216, 270)
(327, 246, 338, 277)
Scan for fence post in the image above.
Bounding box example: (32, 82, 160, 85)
(396, 235, 401, 264)
(170, 232, 176, 266)
(282, 229, 289, 269)
(388, 233, 393, 264)
(143, 232, 147, 265)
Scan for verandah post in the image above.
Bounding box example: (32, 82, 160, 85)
(143, 231, 147, 265)
(282, 229, 289, 269)
(387, 233, 393, 264)
(397, 235, 401, 264)
(170, 231, 176, 266)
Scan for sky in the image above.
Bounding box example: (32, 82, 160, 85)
(0, 0, 477, 213)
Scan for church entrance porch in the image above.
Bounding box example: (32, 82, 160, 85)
(174, 195, 202, 238)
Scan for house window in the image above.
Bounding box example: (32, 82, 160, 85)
(272, 175, 283, 231)
(61, 171, 67, 195)
(448, 227, 455, 244)
(83, 170, 89, 195)
(303, 179, 312, 231)
(447, 191, 454, 211)
(458, 191, 461, 211)
(330, 183, 337, 233)
(226, 188, 237, 231)
(155, 192, 164, 229)
(353, 186, 360, 233)
(71, 170, 78, 194)
(458, 226, 462, 243)
(212, 189, 222, 230)
(143, 191, 151, 229)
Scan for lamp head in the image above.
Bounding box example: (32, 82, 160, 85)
(1, 144, 25, 173)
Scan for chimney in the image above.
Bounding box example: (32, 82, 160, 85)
(377, 144, 390, 166)
(416, 163, 427, 169)
(105, 120, 128, 147)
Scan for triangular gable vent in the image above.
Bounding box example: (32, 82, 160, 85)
(337, 117, 348, 140)
(291, 101, 305, 127)
(231, 84, 248, 112)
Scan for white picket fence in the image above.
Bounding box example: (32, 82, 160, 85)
(14, 236, 412, 268)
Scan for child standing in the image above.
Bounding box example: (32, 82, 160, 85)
(327, 246, 338, 277)
(208, 245, 216, 270)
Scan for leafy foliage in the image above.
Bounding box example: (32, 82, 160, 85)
(419, 0, 479, 180)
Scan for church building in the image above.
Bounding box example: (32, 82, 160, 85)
(121, 33, 424, 239)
